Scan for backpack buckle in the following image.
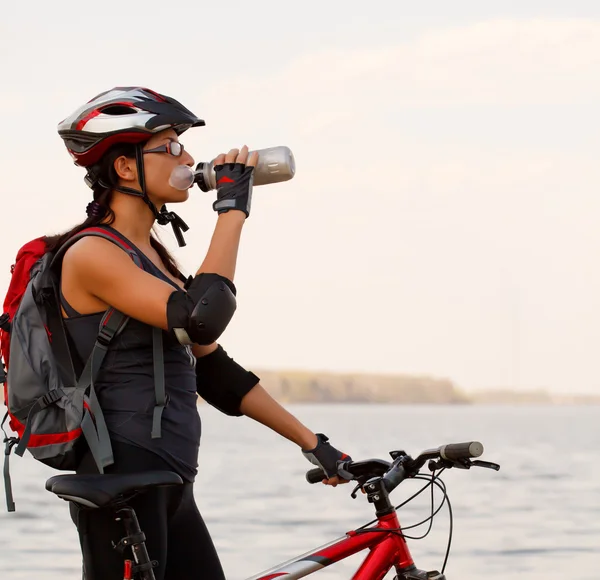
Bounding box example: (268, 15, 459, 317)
(97, 325, 115, 347)
(3, 437, 18, 456)
(40, 389, 63, 409)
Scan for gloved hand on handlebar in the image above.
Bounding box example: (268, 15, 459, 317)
(302, 433, 353, 484)
(212, 146, 257, 218)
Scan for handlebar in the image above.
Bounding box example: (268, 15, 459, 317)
(306, 441, 492, 492)
(439, 441, 483, 461)
(306, 457, 393, 485)
(306, 468, 331, 484)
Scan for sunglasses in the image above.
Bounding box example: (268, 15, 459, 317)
(143, 141, 185, 157)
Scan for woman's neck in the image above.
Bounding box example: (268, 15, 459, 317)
(107, 191, 158, 249)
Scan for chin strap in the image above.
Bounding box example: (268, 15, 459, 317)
(88, 145, 190, 247)
(156, 209, 189, 247)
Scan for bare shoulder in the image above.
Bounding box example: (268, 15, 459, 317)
(62, 235, 138, 280)
(60, 234, 176, 328)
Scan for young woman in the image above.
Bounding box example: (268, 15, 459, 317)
(50, 86, 350, 580)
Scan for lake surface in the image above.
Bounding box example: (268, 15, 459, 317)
(1, 404, 599, 579)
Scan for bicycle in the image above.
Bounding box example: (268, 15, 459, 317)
(45, 440, 500, 579)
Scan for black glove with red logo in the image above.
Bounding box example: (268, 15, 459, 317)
(213, 162, 255, 218)
(302, 433, 353, 480)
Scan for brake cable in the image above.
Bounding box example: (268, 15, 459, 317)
(352, 468, 454, 573)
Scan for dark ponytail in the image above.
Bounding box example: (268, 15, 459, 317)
(45, 143, 182, 277)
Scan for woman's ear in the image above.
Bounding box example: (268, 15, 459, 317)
(113, 155, 138, 183)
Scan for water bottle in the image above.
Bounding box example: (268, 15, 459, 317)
(169, 146, 296, 191)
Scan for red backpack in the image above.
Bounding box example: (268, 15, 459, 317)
(0, 237, 47, 400)
(0, 227, 161, 512)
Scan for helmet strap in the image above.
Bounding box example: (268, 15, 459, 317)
(156, 208, 189, 247)
(111, 145, 189, 247)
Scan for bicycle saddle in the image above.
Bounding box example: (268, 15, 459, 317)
(45, 471, 183, 508)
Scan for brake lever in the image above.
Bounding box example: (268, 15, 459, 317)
(471, 460, 501, 471)
(428, 458, 501, 472)
(350, 476, 370, 499)
(428, 458, 472, 470)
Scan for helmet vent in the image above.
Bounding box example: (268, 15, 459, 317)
(101, 105, 135, 115)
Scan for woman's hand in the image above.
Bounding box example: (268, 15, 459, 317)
(212, 145, 259, 169)
(194, 144, 257, 279)
(302, 434, 352, 487)
(212, 145, 259, 218)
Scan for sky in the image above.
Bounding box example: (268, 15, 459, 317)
(1, 1, 600, 394)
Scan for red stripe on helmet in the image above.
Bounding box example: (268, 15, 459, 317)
(75, 102, 136, 132)
(76, 109, 102, 131)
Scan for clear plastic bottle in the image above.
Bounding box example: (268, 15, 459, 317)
(169, 146, 296, 192)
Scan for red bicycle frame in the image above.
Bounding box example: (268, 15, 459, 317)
(248, 511, 420, 580)
(46, 442, 494, 580)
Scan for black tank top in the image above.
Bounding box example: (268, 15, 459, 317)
(62, 226, 201, 482)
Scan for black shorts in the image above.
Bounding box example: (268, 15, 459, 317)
(70, 441, 225, 580)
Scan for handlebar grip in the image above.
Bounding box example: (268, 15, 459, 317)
(306, 468, 326, 484)
(440, 441, 483, 461)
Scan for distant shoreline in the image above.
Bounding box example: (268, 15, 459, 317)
(238, 369, 600, 406)
(2, 369, 597, 407)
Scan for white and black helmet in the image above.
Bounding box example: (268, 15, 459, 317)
(58, 87, 204, 246)
(58, 86, 205, 167)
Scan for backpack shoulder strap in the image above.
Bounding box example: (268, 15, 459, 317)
(51, 226, 147, 472)
(69, 227, 168, 439)
(45, 226, 145, 379)
(51, 226, 144, 270)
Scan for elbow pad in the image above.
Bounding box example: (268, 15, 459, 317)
(167, 273, 237, 345)
(195, 345, 260, 416)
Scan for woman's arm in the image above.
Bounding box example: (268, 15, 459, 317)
(191, 343, 316, 448)
(238, 384, 318, 449)
(195, 211, 245, 280)
(239, 385, 347, 486)
(194, 144, 257, 281)
(62, 211, 244, 330)
(192, 346, 348, 486)
(61, 147, 254, 327)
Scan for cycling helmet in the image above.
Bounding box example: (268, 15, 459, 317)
(58, 86, 205, 167)
(57, 87, 205, 246)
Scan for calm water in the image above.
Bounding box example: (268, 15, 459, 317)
(1, 405, 599, 579)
